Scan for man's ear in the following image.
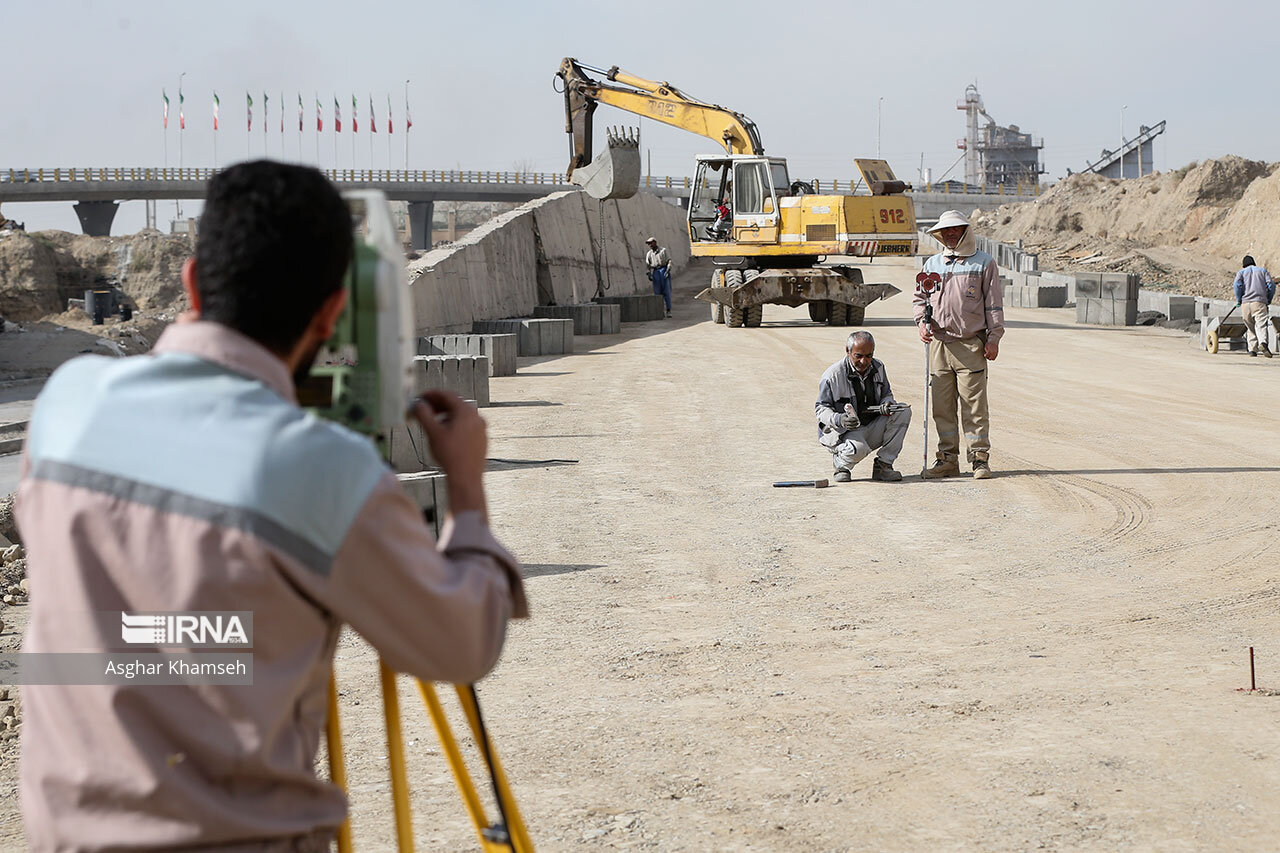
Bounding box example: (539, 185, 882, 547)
(312, 287, 348, 341)
(181, 257, 201, 317)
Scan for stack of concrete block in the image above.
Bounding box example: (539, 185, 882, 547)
(533, 303, 622, 335)
(419, 333, 517, 376)
(415, 355, 491, 407)
(596, 293, 665, 322)
(1075, 272, 1139, 325)
(1137, 290, 1196, 321)
(473, 317, 574, 356)
(1002, 270, 1067, 308)
(396, 471, 449, 537)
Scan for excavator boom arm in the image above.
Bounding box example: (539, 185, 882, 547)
(558, 57, 763, 178)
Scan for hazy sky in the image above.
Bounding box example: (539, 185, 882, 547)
(4, 0, 1277, 234)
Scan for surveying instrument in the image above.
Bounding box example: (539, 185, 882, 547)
(916, 270, 941, 470)
(301, 190, 534, 852)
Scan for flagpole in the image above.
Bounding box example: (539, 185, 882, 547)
(177, 72, 186, 221)
(404, 80, 410, 172)
(333, 96, 338, 173)
(387, 95, 393, 173)
(351, 95, 356, 173)
(315, 93, 320, 167)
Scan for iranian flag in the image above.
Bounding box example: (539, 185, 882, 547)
(369, 94, 376, 134)
(280, 92, 284, 133)
(299, 93, 304, 132)
(163, 90, 169, 129)
(178, 90, 185, 130)
(334, 97, 341, 133)
(351, 94, 358, 134)
(387, 95, 393, 134)
(213, 93, 220, 131)
(316, 96, 322, 132)
(406, 96, 412, 131)
(247, 92, 253, 132)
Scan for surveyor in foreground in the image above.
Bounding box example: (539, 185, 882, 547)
(645, 236, 673, 317)
(15, 161, 527, 852)
(914, 209, 1004, 480)
(1233, 255, 1274, 358)
(815, 331, 911, 482)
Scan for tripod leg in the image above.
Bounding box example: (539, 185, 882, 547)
(380, 661, 416, 852)
(922, 343, 931, 470)
(326, 676, 354, 853)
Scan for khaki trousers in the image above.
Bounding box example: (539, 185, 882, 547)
(1242, 301, 1271, 353)
(929, 337, 990, 462)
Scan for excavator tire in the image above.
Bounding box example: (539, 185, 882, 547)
(826, 302, 849, 326)
(725, 270, 745, 327)
(808, 300, 831, 323)
(743, 271, 763, 327)
(709, 270, 725, 324)
(847, 305, 866, 325)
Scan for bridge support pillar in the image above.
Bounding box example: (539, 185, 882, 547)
(408, 200, 434, 251)
(73, 200, 119, 237)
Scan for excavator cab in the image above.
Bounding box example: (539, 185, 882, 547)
(689, 155, 790, 244)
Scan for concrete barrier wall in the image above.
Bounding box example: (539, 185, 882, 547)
(408, 191, 691, 336)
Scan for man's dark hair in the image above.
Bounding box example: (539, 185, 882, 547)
(1243, 255, 1256, 269)
(195, 161, 353, 353)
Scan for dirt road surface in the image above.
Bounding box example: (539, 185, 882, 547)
(2, 257, 1278, 850)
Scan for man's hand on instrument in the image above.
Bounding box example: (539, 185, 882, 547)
(918, 321, 934, 344)
(840, 404, 860, 431)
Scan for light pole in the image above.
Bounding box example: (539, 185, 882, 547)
(877, 97, 884, 159)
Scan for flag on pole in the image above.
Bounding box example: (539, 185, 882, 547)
(179, 90, 185, 130)
(406, 96, 412, 131)
(387, 94, 393, 134)
(370, 95, 376, 134)
(247, 92, 253, 132)
(163, 90, 169, 129)
(263, 92, 269, 132)
(315, 96, 322, 132)
(352, 94, 358, 134)
(334, 97, 341, 133)
(298, 93, 304, 132)
(213, 93, 220, 131)
(280, 92, 284, 134)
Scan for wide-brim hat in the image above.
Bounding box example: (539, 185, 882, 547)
(644, 237, 657, 244)
(927, 210, 970, 233)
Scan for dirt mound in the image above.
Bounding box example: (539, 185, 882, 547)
(0, 230, 190, 323)
(973, 156, 1278, 297)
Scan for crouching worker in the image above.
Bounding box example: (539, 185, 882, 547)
(15, 161, 528, 852)
(816, 331, 911, 482)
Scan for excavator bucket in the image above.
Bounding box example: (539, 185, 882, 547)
(571, 127, 641, 200)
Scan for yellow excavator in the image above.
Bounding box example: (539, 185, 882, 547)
(556, 57, 917, 327)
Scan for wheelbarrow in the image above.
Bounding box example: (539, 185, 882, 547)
(1205, 304, 1280, 353)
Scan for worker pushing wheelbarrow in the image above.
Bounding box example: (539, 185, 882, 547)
(1206, 255, 1277, 356)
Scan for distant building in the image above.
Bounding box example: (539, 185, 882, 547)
(956, 85, 1045, 190)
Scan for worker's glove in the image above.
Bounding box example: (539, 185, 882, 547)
(839, 404, 860, 431)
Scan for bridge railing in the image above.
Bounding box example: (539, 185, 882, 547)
(0, 167, 1043, 197)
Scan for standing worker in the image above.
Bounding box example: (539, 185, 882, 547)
(1234, 255, 1274, 357)
(816, 331, 911, 482)
(15, 161, 528, 851)
(914, 210, 1004, 480)
(645, 236, 673, 317)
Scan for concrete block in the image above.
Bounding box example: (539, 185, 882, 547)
(598, 293, 664, 322)
(420, 333, 517, 377)
(1025, 284, 1067, 308)
(1072, 272, 1103, 299)
(396, 471, 449, 538)
(471, 356, 491, 406)
(423, 355, 445, 392)
(1137, 290, 1196, 320)
(1100, 272, 1140, 300)
(453, 355, 475, 403)
(599, 303, 621, 334)
(387, 422, 433, 473)
(1076, 297, 1137, 326)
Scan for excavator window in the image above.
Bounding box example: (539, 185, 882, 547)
(733, 161, 771, 215)
(689, 160, 732, 241)
(769, 162, 791, 195)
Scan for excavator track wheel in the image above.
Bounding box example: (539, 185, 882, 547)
(826, 302, 849, 326)
(808, 300, 831, 323)
(745, 305, 763, 327)
(1206, 329, 1219, 354)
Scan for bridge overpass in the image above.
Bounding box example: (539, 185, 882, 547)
(0, 166, 1040, 249)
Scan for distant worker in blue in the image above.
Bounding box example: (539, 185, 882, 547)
(1233, 255, 1275, 358)
(645, 237, 673, 318)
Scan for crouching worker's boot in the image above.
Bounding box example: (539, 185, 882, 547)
(1262, 343, 1274, 359)
(921, 456, 961, 479)
(872, 459, 903, 482)
(971, 455, 993, 480)
(833, 469, 852, 483)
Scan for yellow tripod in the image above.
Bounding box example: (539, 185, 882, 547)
(325, 662, 534, 852)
